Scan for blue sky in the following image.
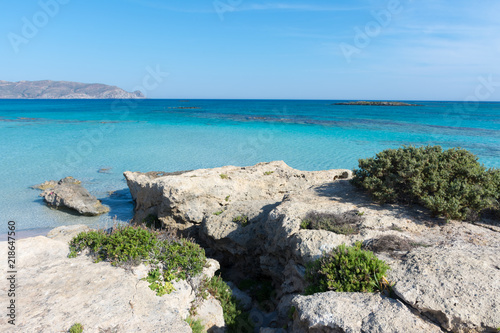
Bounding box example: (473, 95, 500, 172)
(1, 0, 499, 100)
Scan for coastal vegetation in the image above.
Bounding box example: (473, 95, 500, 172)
(305, 242, 390, 295)
(68, 225, 207, 296)
(185, 317, 205, 333)
(351, 145, 500, 221)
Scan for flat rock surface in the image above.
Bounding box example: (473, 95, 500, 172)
(0, 234, 193, 333)
(389, 241, 500, 332)
(124, 160, 351, 228)
(292, 292, 442, 332)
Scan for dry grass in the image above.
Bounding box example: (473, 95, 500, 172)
(301, 210, 363, 235)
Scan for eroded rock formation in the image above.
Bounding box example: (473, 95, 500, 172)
(125, 161, 500, 332)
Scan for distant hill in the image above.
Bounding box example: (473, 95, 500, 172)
(0, 80, 145, 99)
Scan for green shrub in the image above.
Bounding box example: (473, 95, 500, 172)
(69, 323, 83, 333)
(145, 268, 175, 296)
(156, 238, 207, 281)
(351, 145, 500, 220)
(69, 226, 158, 263)
(300, 211, 362, 235)
(204, 276, 254, 333)
(232, 215, 249, 227)
(263, 171, 274, 176)
(305, 242, 390, 294)
(69, 226, 206, 296)
(300, 220, 310, 229)
(220, 173, 229, 179)
(185, 316, 205, 333)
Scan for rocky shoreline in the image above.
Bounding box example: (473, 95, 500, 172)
(2, 161, 499, 332)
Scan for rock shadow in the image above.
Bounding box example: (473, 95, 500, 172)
(99, 188, 135, 221)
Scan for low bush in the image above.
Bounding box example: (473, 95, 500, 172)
(351, 145, 500, 220)
(69, 226, 158, 263)
(300, 210, 362, 235)
(305, 242, 390, 294)
(69, 226, 206, 296)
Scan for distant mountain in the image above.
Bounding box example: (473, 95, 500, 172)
(0, 80, 145, 99)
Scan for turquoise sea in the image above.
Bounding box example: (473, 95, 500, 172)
(1, 99, 499, 233)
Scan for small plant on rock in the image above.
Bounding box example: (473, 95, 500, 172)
(305, 242, 390, 294)
(263, 171, 274, 176)
(69, 323, 84, 333)
(145, 268, 175, 296)
(232, 215, 249, 227)
(185, 316, 205, 333)
(220, 173, 229, 179)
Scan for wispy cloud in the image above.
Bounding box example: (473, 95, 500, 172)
(235, 3, 368, 12)
(125, 0, 211, 13)
(127, 0, 367, 14)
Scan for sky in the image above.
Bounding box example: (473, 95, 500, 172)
(1, 0, 499, 100)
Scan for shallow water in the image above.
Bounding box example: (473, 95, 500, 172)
(1, 99, 499, 232)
